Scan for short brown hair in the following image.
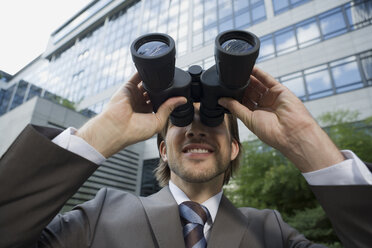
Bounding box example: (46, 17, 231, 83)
(155, 114, 242, 187)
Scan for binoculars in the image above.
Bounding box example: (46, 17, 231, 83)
(130, 30, 260, 127)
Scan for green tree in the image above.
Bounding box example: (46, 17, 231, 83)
(225, 110, 372, 246)
(319, 110, 372, 162)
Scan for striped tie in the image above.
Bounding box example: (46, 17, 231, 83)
(179, 201, 210, 248)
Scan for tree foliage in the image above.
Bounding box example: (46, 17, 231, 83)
(319, 109, 372, 163)
(225, 110, 372, 246)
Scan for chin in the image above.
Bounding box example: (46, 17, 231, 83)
(178, 169, 225, 184)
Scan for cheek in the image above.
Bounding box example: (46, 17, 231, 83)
(164, 131, 183, 155)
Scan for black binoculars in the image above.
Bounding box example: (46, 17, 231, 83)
(130, 30, 260, 127)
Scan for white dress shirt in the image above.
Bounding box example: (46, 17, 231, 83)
(168, 180, 221, 240)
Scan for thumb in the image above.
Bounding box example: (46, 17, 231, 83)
(155, 96, 188, 130)
(219, 97, 254, 130)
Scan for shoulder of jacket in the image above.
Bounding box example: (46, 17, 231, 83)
(238, 207, 278, 220)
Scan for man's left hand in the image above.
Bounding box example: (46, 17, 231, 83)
(219, 67, 344, 172)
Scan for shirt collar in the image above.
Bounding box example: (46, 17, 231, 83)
(168, 180, 222, 223)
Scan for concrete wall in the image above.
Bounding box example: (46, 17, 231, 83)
(0, 97, 88, 156)
(0, 97, 35, 156)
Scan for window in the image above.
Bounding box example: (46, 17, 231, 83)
(168, 15, 179, 31)
(204, 10, 217, 27)
(27, 85, 42, 101)
(304, 65, 332, 99)
(178, 24, 188, 39)
(218, 1, 233, 19)
(252, 3, 266, 23)
(180, 0, 189, 12)
(272, 0, 310, 15)
(258, 35, 275, 61)
(192, 33, 203, 49)
(204, 26, 218, 44)
(361, 53, 372, 83)
(204, 0, 217, 11)
(233, 0, 249, 11)
(193, 18, 203, 32)
(275, 27, 296, 55)
(235, 11, 250, 28)
(10, 81, 28, 110)
(178, 40, 188, 56)
(319, 8, 347, 39)
(179, 13, 188, 24)
(0, 85, 15, 114)
(281, 73, 306, 99)
(345, 1, 372, 30)
(258, 1, 372, 62)
(296, 18, 320, 48)
(330, 57, 363, 93)
(219, 19, 233, 32)
(193, 0, 204, 17)
(273, 0, 289, 14)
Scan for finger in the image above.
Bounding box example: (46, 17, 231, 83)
(248, 76, 268, 95)
(155, 97, 187, 131)
(138, 82, 145, 91)
(252, 66, 279, 88)
(246, 86, 263, 104)
(128, 72, 142, 86)
(143, 91, 150, 102)
(218, 97, 254, 131)
(258, 84, 287, 108)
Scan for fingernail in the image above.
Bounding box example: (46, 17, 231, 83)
(218, 98, 225, 105)
(175, 97, 187, 107)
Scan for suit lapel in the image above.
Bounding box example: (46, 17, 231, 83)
(207, 195, 249, 248)
(140, 186, 185, 248)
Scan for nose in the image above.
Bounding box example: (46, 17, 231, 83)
(185, 110, 208, 138)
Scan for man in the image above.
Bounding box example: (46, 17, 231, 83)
(0, 67, 371, 248)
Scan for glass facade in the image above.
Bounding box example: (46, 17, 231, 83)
(272, 0, 310, 15)
(280, 50, 371, 101)
(7, 0, 372, 116)
(0, 86, 14, 115)
(0, 79, 94, 118)
(9, 80, 28, 111)
(258, 0, 372, 61)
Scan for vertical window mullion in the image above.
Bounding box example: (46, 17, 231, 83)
(301, 70, 309, 101)
(356, 53, 369, 87)
(327, 63, 337, 94)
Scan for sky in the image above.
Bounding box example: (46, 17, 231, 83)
(0, 0, 92, 75)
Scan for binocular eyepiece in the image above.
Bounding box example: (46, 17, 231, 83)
(131, 30, 260, 127)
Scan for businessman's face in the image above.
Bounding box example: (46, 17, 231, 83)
(159, 103, 239, 186)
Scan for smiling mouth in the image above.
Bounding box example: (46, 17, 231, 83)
(185, 148, 211, 154)
(182, 143, 214, 154)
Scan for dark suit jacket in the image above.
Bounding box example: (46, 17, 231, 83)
(0, 125, 371, 248)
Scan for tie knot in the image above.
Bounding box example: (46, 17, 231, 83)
(179, 201, 210, 226)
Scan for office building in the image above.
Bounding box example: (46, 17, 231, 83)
(2, 0, 372, 201)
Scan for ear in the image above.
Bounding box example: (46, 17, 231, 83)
(159, 140, 168, 162)
(230, 139, 239, 161)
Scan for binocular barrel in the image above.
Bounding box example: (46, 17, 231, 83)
(130, 30, 260, 127)
(131, 33, 176, 92)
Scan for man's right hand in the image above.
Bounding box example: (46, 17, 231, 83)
(76, 73, 187, 158)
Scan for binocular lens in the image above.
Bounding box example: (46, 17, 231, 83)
(221, 39, 253, 54)
(137, 41, 169, 57)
